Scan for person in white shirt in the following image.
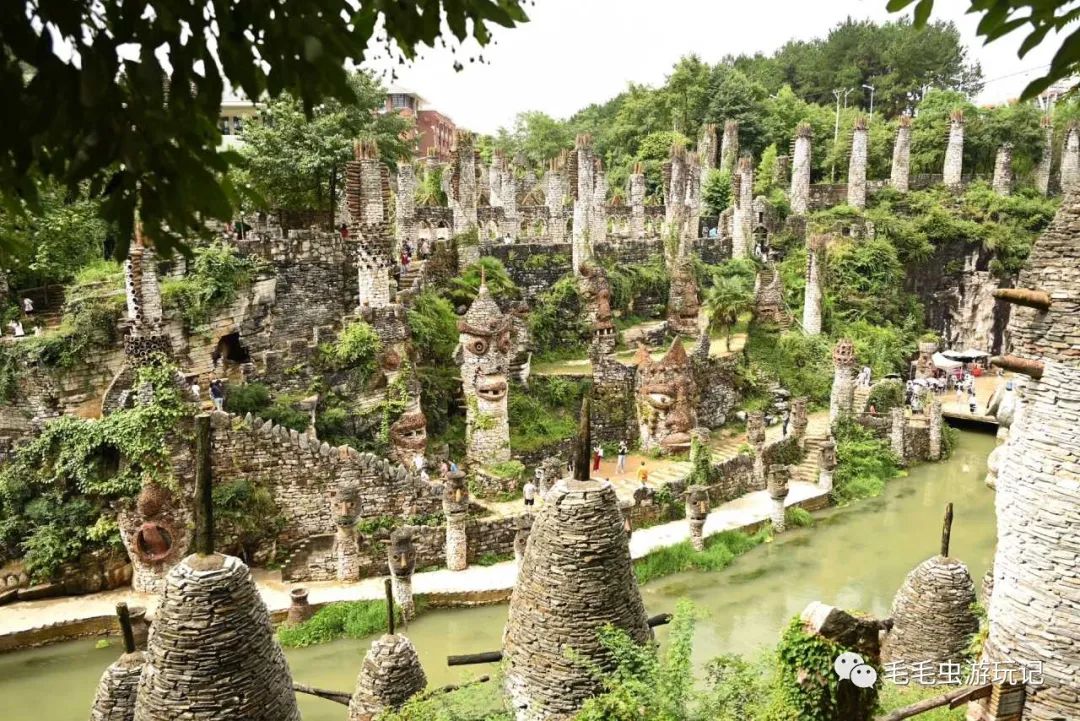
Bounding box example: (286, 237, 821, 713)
(9, 321, 24, 337)
(190, 382, 201, 401)
(523, 480, 537, 507)
(22, 297, 33, 315)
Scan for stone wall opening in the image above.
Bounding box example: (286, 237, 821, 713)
(215, 332, 251, 365)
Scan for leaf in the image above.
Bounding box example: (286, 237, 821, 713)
(913, 0, 934, 27)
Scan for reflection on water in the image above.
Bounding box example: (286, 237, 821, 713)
(0, 432, 996, 721)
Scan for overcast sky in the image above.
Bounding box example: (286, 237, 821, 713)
(366, 0, 1065, 135)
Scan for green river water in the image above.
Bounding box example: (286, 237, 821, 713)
(0, 431, 996, 721)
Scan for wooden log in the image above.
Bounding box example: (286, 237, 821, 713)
(413, 675, 491, 703)
(447, 650, 503, 666)
(385, 577, 395, 636)
(875, 684, 991, 721)
(194, 413, 214, 555)
(647, 613, 673, 628)
(940, 503, 953, 558)
(992, 288, 1051, 310)
(990, 355, 1045, 380)
(293, 683, 352, 706)
(116, 602, 136, 654)
(574, 397, 592, 482)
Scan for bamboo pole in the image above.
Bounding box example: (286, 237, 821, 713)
(940, 502, 954, 558)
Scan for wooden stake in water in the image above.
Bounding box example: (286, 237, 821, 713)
(194, 413, 214, 555)
(116, 602, 136, 654)
(940, 502, 954, 558)
(384, 578, 396, 636)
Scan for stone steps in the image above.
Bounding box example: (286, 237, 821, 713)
(853, 385, 871, 413)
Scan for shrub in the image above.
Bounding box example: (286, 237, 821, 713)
(527, 275, 589, 361)
(325, 319, 381, 384)
(276, 599, 420, 647)
(633, 528, 769, 586)
(783, 506, 814, 528)
(866, 379, 905, 413)
(223, 382, 272, 415)
(161, 243, 262, 327)
(831, 419, 901, 504)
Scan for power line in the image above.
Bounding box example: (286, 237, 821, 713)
(980, 64, 1051, 85)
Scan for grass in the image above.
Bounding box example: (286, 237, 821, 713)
(784, 506, 814, 528)
(878, 682, 965, 720)
(633, 528, 771, 586)
(276, 598, 427, 647)
(475, 552, 514, 567)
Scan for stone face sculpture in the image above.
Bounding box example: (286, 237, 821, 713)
(389, 408, 428, 469)
(767, 464, 791, 532)
(456, 281, 512, 467)
(634, 340, 697, 454)
(829, 338, 856, 426)
(666, 255, 701, 336)
(578, 261, 616, 356)
(914, 341, 937, 380)
(332, 483, 361, 581)
(442, 471, 470, 571)
(685, 484, 710, 551)
(388, 528, 417, 619)
(119, 482, 190, 594)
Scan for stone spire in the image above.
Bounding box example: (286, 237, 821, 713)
(976, 190, 1080, 721)
(817, 438, 837, 493)
(790, 122, 812, 215)
(132, 554, 301, 721)
(719, 119, 739, 173)
(992, 142, 1013, 196)
(943, 109, 965, 190)
(629, 162, 646, 239)
(1034, 115, 1053, 196)
(503, 401, 652, 720)
(395, 162, 417, 248)
(731, 155, 753, 258)
(90, 604, 146, 721)
(444, 131, 479, 239)
(847, 115, 868, 209)
(890, 115, 912, 193)
(456, 280, 512, 467)
(802, 234, 826, 335)
(882, 505, 978, 682)
(698, 123, 717, 197)
(1060, 122, 1080, 193)
(570, 134, 601, 273)
(663, 143, 688, 249)
(829, 338, 856, 426)
(685, 485, 710, 551)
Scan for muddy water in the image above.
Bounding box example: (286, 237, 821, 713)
(0, 431, 996, 721)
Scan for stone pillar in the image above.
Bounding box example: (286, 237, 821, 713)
(731, 155, 753, 258)
(395, 163, 416, 249)
(503, 478, 652, 720)
(589, 164, 608, 246)
(442, 471, 469, 572)
(928, 399, 943, 461)
(1060, 123, 1080, 193)
(285, 588, 314, 626)
(890, 407, 906, 460)
(890, 115, 912, 193)
(685, 485, 710, 551)
(966, 683, 1026, 721)
(791, 397, 809, 445)
(748, 411, 766, 490)
(943, 110, 965, 190)
(803, 234, 825, 335)
(457, 282, 512, 467)
(90, 647, 145, 721)
(767, 464, 790, 533)
(719, 119, 739, 173)
(790, 122, 812, 215)
(818, 438, 837, 493)
(629, 165, 646, 239)
(348, 634, 427, 721)
(1034, 116, 1053, 196)
(829, 339, 856, 426)
(663, 144, 688, 250)
(132, 554, 301, 721)
(847, 116, 868, 209)
(387, 528, 417, 620)
(125, 242, 163, 329)
(334, 521, 360, 582)
(119, 482, 190, 594)
(571, 134, 597, 274)
(444, 131, 478, 234)
(992, 143, 1013, 196)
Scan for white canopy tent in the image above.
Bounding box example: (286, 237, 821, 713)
(932, 352, 963, 371)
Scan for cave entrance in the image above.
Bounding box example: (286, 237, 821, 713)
(214, 332, 251, 366)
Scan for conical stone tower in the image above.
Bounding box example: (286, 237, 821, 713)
(132, 554, 301, 721)
(503, 400, 652, 720)
(90, 604, 146, 721)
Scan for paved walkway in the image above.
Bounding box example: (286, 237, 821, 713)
(0, 477, 827, 639)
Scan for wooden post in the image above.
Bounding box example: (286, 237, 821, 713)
(385, 577, 395, 636)
(941, 502, 953, 558)
(116, 602, 136, 654)
(194, 413, 214, 555)
(573, 396, 592, 482)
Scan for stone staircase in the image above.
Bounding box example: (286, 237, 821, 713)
(397, 259, 427, 303)
(645, 460, 694, 486)
(792, 435, 824, 484)
(853, 385, 871, 414)
(753, 265, 793, 329)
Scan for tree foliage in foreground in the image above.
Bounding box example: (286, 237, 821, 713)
(1, 0, 529, 259)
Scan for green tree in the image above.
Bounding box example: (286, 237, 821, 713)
(704, 67, 768, 157)
(241, 72, 410, 219)
(664, 55, 714, 138)
(704, 273, 754, 350)
(702, 170, 733, 216)
(507, 111, 574, 169)
(888, 0, 1080, 98)
(443, 258, 519, 310)
(1, 0, 529, 259)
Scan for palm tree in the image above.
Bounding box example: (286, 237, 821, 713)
(704, 273, 754, 350)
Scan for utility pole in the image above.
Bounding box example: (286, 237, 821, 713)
(863, 84, 876, 122)
(831, 89, 853, 182)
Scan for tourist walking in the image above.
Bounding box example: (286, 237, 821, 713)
(523, 479, 536, 507)
(449, 459, 459, 474)
(439, 460, 449, 478)
(190, 380, 201, 402)
(22, 297, 33, 316)
(592, 444, 603, 472)
(615, 440, 628, 474)
(782, 410, 790, 437)
(637, 461, 649, 487)
(8, 320, 24, 338)
(209, 379, 225, 411)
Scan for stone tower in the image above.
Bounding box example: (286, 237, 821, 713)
(732, 155, 753, 258)
(829, 338, 856, 426)
(992, 142, 1013, 196)
(132, 554, 301, 721)
(1060, 123, 1080, 193)
(666, 253, 701, 337)
(890, 115, 912, 193)
(456, 280, 512, 467)
(348, 628, 427, 721)
(629, 162, 646, 239)
(790, 122, 812, 215)
(720, 119, 739, 173)
(444, 130, 479, 238)
(503, 405, 652, 719)
(395, 162, 416, 249)
(569, 134, 602, 273)
(975, 191, 1080, 721)
(663, 143, 689, 250)
(847, 115, 868, 209)
(802, 234, 826, 335)
(1034, 115, 1053, 196)
(943, 109, 965, 190)
(698, 122, 717, 197)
